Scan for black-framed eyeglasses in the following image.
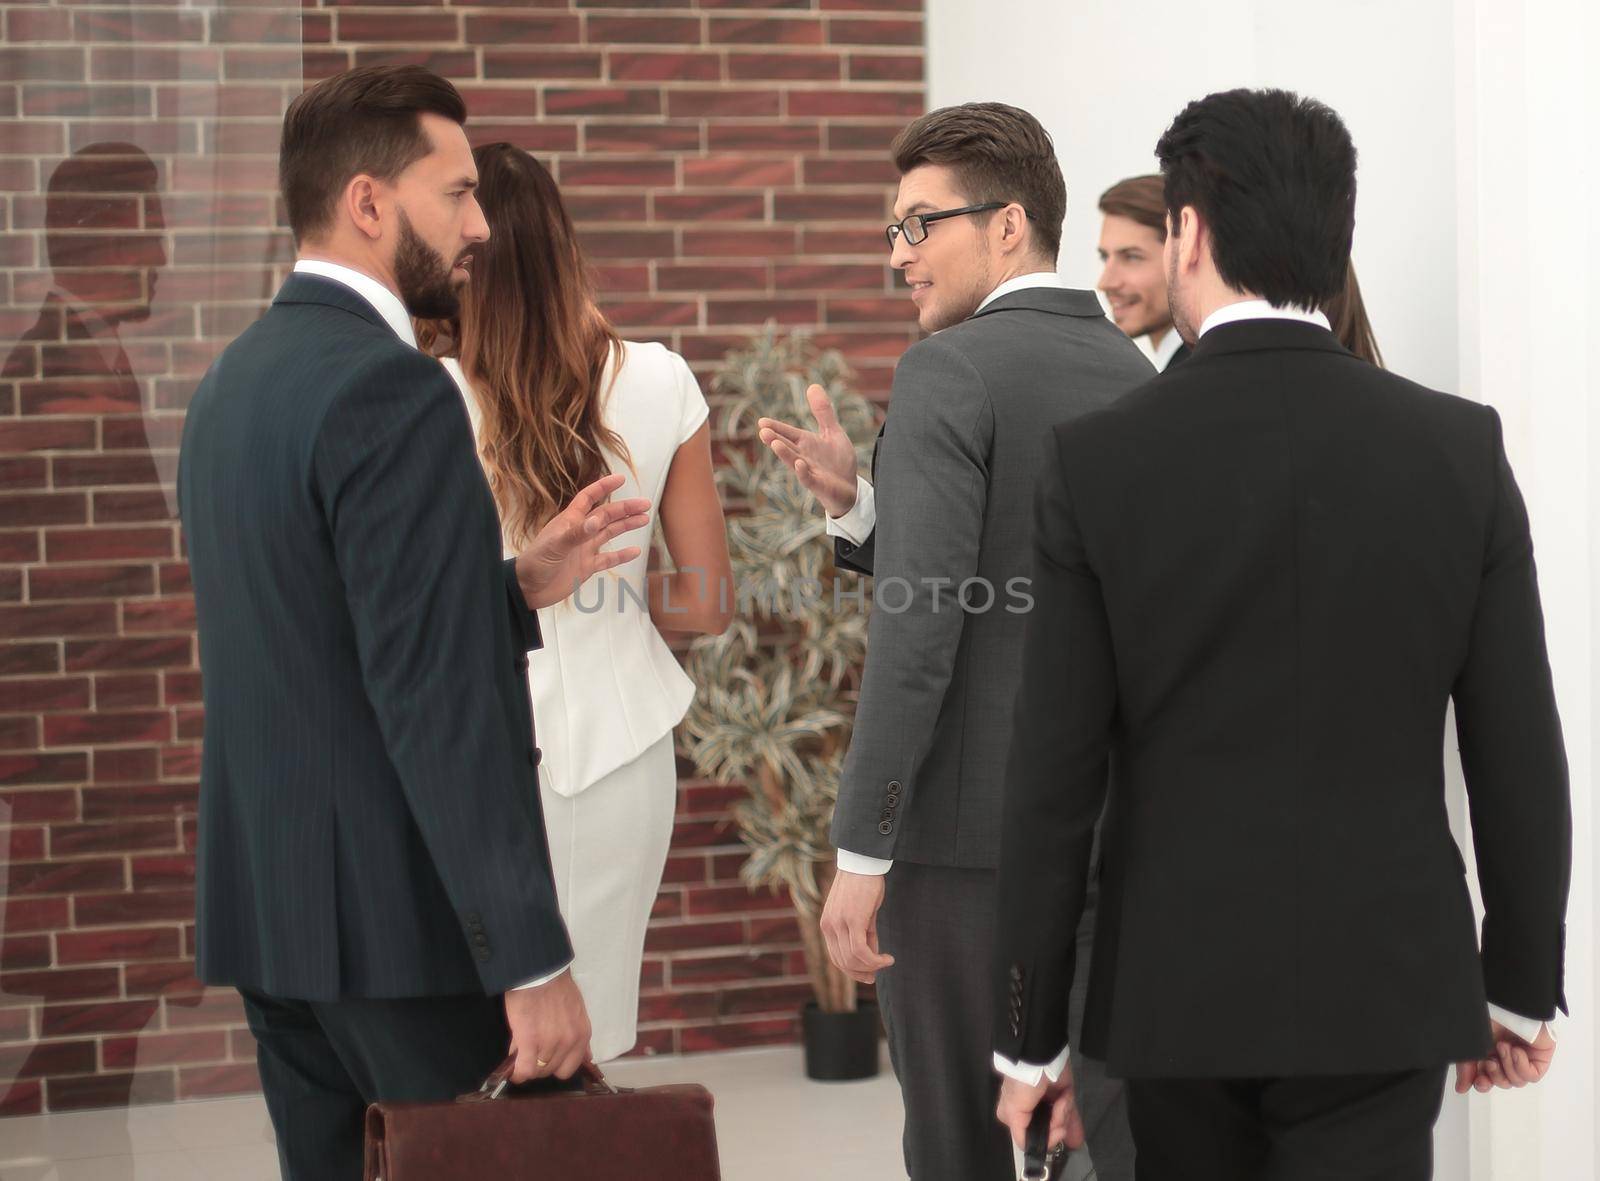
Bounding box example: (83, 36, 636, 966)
(884, 202, 1028, 248)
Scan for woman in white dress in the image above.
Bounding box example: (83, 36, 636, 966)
(423, 143, 733, 1062)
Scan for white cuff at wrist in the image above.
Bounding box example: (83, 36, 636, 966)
(823, 477, 875, 546)
(835, 848, 893, 876)
(993, 1043, 1070, 1085)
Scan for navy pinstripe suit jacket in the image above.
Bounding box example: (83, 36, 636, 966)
(178, 274, 571, 1001)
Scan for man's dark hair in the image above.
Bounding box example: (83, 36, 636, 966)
(280, 65, 467, 245)
(891, 102, 1067, 261)
(1155, 88, 1356, 308)
(1097, 174, 1167, 242)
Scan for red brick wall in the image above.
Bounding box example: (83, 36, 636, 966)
(0, 0, 923, 1114)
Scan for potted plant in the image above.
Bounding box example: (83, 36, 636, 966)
(677, 326, 882, 1081)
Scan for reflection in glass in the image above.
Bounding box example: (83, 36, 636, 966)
(1, 1, 297, 1160)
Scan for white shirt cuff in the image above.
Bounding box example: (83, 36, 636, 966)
(823, 476, 876, 546)
(835, 848, 893, 876)
(1488, 1003, 1555, 1043)
(510, 963, 572, 991)
(993, 1044, 1071, 1086)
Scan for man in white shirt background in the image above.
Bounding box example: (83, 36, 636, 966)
(1096, 174, 1188, 373)
(760, 102, 1152, 1181)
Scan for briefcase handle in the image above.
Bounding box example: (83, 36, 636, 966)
(465, 1056, 621, 1103)
(1022, 1101, 1068, 1180)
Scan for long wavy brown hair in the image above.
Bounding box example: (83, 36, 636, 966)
(420, 143, 628, 547)
(1324, 260, 1384, 367)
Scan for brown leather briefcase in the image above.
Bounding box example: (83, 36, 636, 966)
(363, 1056, 721, 1180)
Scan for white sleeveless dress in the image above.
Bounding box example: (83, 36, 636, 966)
(444, 342, 709, 1060)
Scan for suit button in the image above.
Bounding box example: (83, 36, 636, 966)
(528, 747, 541, 766)
(472, 933, 488, 947)
(1009, 966, 1023, 984)
(515, 655, 529, 672)
(465, 912, 481, 926)
(877, 821, 893, 835)
(1010, 1020, 1020, 1038)
(887, 781, 902, 795)
(475, 948, 492, 963)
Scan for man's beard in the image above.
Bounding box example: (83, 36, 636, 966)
(1165, 250, 1198, 346)
(394, 209, 461, 320)
(922, 265, 990, 333)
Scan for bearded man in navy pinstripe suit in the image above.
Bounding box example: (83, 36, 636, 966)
(178, 66, 651, 1180)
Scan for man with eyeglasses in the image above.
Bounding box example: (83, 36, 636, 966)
(759, 103, 1151, 1180)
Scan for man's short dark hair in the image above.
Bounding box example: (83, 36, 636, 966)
(280, 65, 467, 245)
(1097, 175, 1167, 242)
(1155, 88, 1356, 308)
(891, 103, 1067, 262)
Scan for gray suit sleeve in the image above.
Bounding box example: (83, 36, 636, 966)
(315, 351, 573, 992)
(832, 338, 994, 857)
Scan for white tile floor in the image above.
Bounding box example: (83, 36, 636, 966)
(0, 1046, 913, 1181)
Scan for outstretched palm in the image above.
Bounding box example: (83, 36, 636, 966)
(515, 473, 653, 610)
(757, 383, 861, 518)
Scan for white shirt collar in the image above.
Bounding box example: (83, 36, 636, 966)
(292, 259, 417, 348)
(975, 270, 1066, 314)
(1198, 298, 1331, 339)
(1150, 329, 1185, 371)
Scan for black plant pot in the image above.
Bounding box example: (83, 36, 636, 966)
(801, 1000, 881, 1081)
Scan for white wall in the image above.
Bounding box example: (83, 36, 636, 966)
(928, 1, 1598, 1177)
(928, 0, 1459, 385)
(1452, 0, 1596, 1176)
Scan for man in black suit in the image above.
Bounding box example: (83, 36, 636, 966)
(993, 88, 1570, 1180)
(178, 66, 649, 1180)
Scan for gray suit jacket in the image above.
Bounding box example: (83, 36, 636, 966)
(833, 286, 1154, 868)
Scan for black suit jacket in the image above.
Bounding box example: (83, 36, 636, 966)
(178, 274, 571, 1001)
(995, 319, 1570, 1078)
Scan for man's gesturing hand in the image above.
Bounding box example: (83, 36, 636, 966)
(1455, 1019, 1556, 1094)
(515, 473, 652, 611)
(757, 384, 861, 519)
(505, 971, 592, 1083)
(820, 869, 894, 985)
(997, 1071, 1085, 1155)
